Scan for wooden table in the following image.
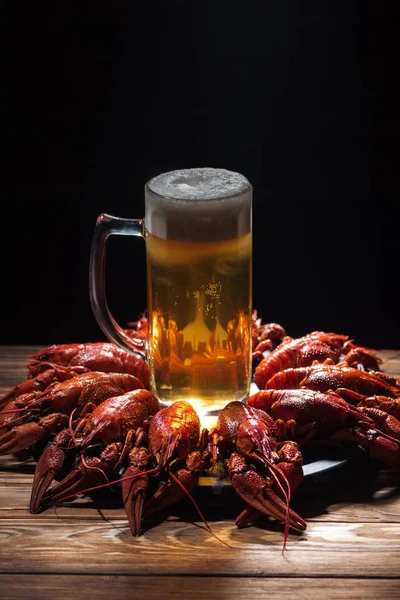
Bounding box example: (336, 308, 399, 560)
(1, 347, 400, 599)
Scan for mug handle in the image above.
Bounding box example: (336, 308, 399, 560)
(89, 213, 147, 360)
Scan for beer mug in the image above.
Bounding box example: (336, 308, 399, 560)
(89, 168, 252, 420)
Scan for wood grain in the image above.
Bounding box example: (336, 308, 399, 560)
(0, 576, 399, 600)
(2, 576, 400, 600)
(0, 346, 399, 597)
(1, 519, 400, 577)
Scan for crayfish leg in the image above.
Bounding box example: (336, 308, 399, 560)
(275, 442, 304, 492)
(143, 451, 202, 519)
(353, 428, 400, 470)
(335, 388, 368, 405)
(0, 412, 68, 457)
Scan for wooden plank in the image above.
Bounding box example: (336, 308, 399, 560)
(0, 346, 45, 396)
(0, 575, 399, 600)
(380, 351, 400, 376)
(0, 519, 400, 577)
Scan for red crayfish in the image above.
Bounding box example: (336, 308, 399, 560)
(209, 401, 306, 548)
(265, 363, 400, 403)
(251, 310, 287, 358)
(248, 388, 400, 470)
(0, 342, 150, 457)
(2, 319, 400, 549)
(254, 331, 349, 389)
(31, 398, 217, 542)
(0, 372, 144, 456)
(29, 342, 149, 387)
(254, 332, 383, 390)
(30, 388, 159, 515)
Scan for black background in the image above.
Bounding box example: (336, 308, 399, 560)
(3, 2, 399, 348)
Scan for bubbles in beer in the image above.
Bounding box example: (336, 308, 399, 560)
(146, 231, 252, 413)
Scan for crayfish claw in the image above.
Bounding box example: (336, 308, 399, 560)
(44, 469, 85, 504)
(45, 443, 121, 506)
(30, 428, 72, 513)
(122, 447, 150, 536)
(229, 454, 306, 533)
(0, 412, 64, 457)
(235, 506, 262, 528)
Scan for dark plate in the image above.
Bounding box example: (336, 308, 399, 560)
(198, 444, 364, 496)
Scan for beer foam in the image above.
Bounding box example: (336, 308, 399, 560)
(148, 168, 250, 201)
(145, 168, 252, 241)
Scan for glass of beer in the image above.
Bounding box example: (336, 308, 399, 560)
(89, 168, 252, 421)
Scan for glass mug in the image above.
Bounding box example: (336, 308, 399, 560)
(89, 168, 252, 421)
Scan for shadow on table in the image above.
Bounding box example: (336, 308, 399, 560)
(293, 449, 400, 520)
(0, 455, 36, 474)
(48, 447, 400, 536)
(13, 441, 398, 540)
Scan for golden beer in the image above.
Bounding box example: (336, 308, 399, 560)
(146, 230, 252, 412)
(90, 167, 253, 421)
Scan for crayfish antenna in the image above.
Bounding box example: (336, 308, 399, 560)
(52, 466, 160, 505)
(168, 470, 232, 549)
